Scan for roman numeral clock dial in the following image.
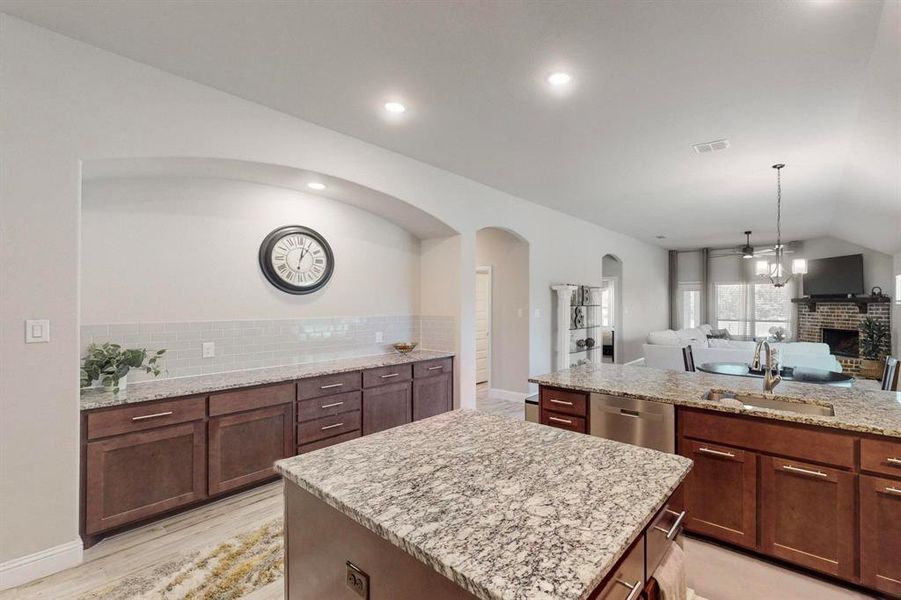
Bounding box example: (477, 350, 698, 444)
(259, 226, 334, 294)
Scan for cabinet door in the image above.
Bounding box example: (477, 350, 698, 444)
(362, 381, 411, 435)
(760, 456, 856, 580)
(208, 403, 294, 496)
(860, 474, 901, 596)
(680, 439, 757, 549)
(412, 372, 451, 421)
(85, 421, 206, 534)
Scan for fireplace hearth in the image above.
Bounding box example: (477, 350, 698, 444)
(823, 328, 859, 358)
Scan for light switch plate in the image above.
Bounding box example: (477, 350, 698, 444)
(375, 331, 383, 343)
(202, 342, 216, 358)
(25, 320, 50, 343)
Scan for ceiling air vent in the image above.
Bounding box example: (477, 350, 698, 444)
(692, 138, 730, 154)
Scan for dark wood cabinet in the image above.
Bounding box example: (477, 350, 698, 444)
(85, 421, 206, 535)
(680, 439, 757, 549)
(412, 371, 451, 421)
(363, 381, 412, 435)
(860, 474, 901, 596)
(208, 403, 294, 496)
(760, 456, 856, 579)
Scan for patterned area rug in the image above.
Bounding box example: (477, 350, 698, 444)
(80, 518, 283, 600)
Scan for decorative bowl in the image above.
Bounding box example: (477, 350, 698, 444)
(392, 342, 417, 355)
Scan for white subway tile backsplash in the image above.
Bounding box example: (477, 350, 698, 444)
(81, 314, 454, 381)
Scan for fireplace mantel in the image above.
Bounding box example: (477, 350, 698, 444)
(791, 295, 891, 313)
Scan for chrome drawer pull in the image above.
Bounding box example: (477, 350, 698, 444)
(782, 464, 827, 479)
(615, 579, 642, 600)
(320, 383, 344, 390)
(697, 446, 735, 459)
(884, 486, 901, 496)
(380, 373, 400, 379)
(548, 416, 573, 425)
(320, 401, 344, 409)
(886, 457, 901, 466)
(131, 411, 173, 421)
(321, 422, 344, 431)
(653, 510, 687, 541)
(549, 399, 574, 406)
(427, 365, 443, 371)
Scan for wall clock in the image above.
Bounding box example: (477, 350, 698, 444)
(258, 225, 334, 294)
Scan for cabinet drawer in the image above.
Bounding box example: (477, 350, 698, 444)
(297, 411, 361, 445)
(595, 535, 644, 600)
(209, 382, 294, 417)
(298, 430, 361, 455)
(540, 409, 586, 433)
(87, 396, 206, 440)
(861, 437, 901, 478)
(646, 504, 686, 579)
(860, 474, 901, 596)
(297, 371, 361, 400)
(540, 387, 588, 417)
(297, 390, 362, 423)
(363, 364, 412, 388)
(413, 358, 452, 378)
(679, 407, 855, 469)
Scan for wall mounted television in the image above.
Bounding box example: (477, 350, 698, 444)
(803, 254, 865, 297)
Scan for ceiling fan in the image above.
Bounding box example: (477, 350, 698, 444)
(724, 231, 798, 258)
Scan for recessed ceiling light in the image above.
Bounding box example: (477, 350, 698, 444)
(655, 235, 667, 240)
(384, 102, 406, 114)
(307, 182, 326, 190)
(547, 72, 572, 87)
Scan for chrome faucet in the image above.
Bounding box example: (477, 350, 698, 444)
(754, 340, 782, 393)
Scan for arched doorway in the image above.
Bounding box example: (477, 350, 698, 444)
(601, 254, 623, 363)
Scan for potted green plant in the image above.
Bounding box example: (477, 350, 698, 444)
(80, 343, 166, 393)
(859, 317, 889, 380)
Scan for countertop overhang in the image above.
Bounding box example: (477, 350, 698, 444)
(530, 363, 901, 438)
(275, 410, 692, 600)
(80, 350, 454, 411)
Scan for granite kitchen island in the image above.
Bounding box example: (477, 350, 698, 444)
(275, 410, 692, 600)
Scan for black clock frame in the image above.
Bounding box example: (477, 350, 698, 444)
(258, 225, 335, 295)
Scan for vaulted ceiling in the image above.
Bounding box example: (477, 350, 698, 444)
(2, 0, 899, 253)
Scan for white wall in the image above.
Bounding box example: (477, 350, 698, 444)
(0, 15, 668, 572)
(798, 236, 894, 296)
(81, 177, 421, 323)
(476, 228, 529, 394)
(894, 252, 901, 356)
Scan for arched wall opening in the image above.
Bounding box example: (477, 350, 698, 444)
(601, 254, 624, 363)
(475, 227, 530, 401)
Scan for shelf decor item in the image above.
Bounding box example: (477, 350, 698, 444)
(392, 342, 417, 355)
(859, 317, 889, 379)
(80, 343, 165, 393)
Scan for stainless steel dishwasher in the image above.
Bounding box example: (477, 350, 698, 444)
(589, 394, 675, 453)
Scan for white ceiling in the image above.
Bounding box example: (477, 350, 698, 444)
(2, 0, 899, 253)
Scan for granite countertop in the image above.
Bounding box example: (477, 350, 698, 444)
(275, 410, 692, 600)
(530, 363, 901, 438)
(80, 350, 454, 411)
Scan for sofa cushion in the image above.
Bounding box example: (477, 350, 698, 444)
(647, 330, 681, 346)
(676, 328, 709, 347)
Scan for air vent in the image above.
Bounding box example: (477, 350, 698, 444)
(692, 138, 730, 154)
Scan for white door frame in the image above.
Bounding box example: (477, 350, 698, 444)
(475, 266, 492, 388)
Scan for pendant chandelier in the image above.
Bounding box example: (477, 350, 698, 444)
(756, 164, 807, 287)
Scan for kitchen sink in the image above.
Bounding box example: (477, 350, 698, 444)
(703, 390, 835, 417)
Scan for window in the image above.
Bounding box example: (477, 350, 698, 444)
(599, 279, 615, 327)
(676, 283, 701, 329)
(896, 274, 901, 304)
(715, 283, 791, 338)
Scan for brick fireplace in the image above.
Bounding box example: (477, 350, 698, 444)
(796, 300, 891, 376)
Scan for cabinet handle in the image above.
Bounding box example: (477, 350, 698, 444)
(697, 446, 735, 459)
(131, 411, 174, 421)
(886, 457, 901, 466)
(380, 373, 400, 379)
(427, 365, 443, 371)
(548, 416, 573, 425)
(320, 401, 344, 409)
(653, 510, 687, 541)
(549, 399, 574, 406)
(884, 486, 901, 496)
(321, 422, 344, 431)
(320, 383, 344, 390)
(615, 579, 642, 600)
(781, 464, 828, 479)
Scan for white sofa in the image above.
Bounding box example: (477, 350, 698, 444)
(643, 326, 843, 373)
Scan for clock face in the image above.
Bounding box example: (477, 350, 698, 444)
(259, 226, 334, 294)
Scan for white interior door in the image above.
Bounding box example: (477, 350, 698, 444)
(475, 268, 492, 386)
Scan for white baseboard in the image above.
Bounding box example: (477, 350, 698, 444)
(487, 388, 529, 402)
(0, 538, 83, 591)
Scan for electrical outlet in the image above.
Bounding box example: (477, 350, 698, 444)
(517, 308, 523, 318)
(25, 319, 50, 343)
(375, 331, 383, 343)
(202, 342, 216, 358)
(534, 309, 541, 318)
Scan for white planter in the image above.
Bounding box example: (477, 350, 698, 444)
(99, 372, 128, 392)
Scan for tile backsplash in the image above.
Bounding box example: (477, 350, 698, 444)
(81, 315, 455, 382)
